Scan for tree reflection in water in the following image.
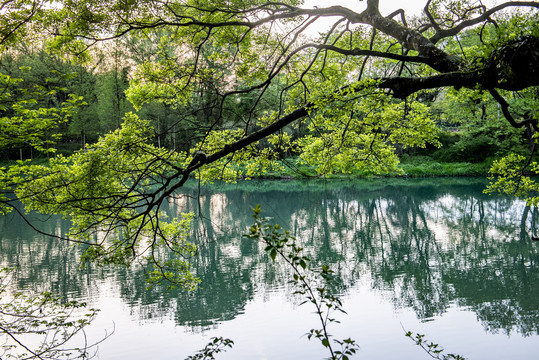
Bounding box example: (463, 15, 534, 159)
(1, 178, 538, 336)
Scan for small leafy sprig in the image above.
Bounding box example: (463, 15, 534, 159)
(405, 331, 466, 360)
(184, 337, 234, 360)
(246, 205, 358, 360)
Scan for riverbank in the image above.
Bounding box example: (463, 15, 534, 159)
(266, 155, 493, 179)
(396, 155, 492, 177)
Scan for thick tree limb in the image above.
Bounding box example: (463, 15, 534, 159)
(304, 43, 432, 65)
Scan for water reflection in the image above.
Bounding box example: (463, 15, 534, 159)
(1, 178, 538, 337)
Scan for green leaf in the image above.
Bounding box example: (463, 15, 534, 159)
(322, 338, 330, 348)
(270, 248, 277, 261)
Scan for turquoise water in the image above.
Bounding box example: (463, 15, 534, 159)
(1, 178, 538, 359)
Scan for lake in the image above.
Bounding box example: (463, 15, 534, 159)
(1, 178, 539, 359)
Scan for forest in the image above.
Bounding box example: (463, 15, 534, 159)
(0, 27, 536, 174)
(1, 0, 539, 358)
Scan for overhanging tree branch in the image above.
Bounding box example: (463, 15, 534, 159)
(429, 1, 539, 43)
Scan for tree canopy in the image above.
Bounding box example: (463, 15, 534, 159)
(1, 0, 539, 286)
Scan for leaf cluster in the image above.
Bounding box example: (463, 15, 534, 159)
(0, 68, 85, 152)
(296, 87, 440, 176)
(184, 337, 234, 360)
(485, 152, 539, 206)
(12, 113, 200, 289)
(405, 331, 466, 360)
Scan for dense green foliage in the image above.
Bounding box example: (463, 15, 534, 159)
(1, 0, 539, 357)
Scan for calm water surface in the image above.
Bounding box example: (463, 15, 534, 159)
(1, 178, 539, 359)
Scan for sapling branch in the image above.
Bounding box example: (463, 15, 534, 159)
(246, 205, 358, 360)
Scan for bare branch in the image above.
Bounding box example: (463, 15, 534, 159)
(429, 1, 539, 43)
